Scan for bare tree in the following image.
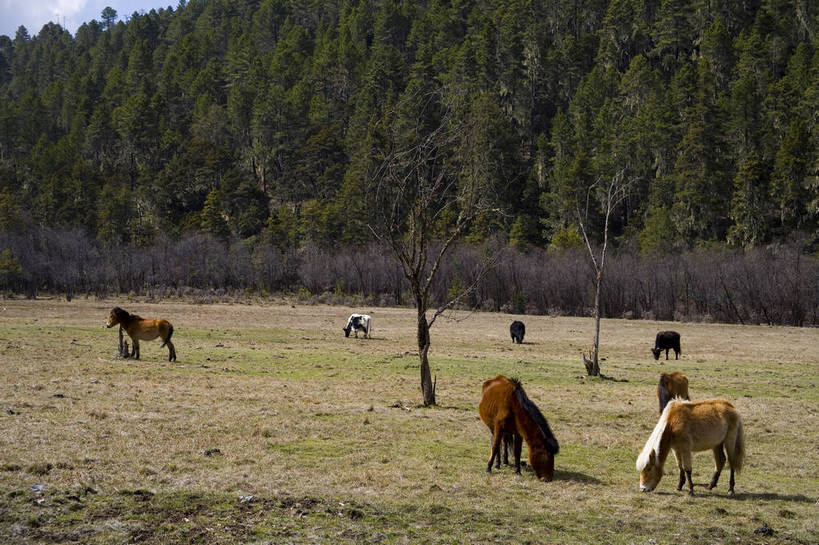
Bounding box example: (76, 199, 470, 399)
(367, 90, 504, 405)
(577, 170, 630, 377)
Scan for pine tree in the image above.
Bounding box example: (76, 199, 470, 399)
(770, 118, 813, 233)
(728, 150, 770, 247)
(670, 60, 730, 243)
(200, 188, 231, 240)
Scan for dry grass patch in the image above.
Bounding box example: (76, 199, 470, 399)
(0, 298, 816, 544)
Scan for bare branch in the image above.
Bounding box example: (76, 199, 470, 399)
(428, 247, 500, 328)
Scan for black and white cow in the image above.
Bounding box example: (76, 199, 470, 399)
(652, 331, 681, 360)
(343, 313, 372, 338)
(510, 320, 525, 344)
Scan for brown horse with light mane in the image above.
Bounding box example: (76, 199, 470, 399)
(479, 375, 559, 481)
(658, 372, 690, 413)
(637, 398, 744, 495)
(106, 307, 177, 361)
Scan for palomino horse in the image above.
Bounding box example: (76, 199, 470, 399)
(106, 307, 177, 361)
(657, 372, 690, 413)
(637, 398, 744, 495)
(479, 375, 559, 481)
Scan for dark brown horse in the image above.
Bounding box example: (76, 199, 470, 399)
(658, 371, 690, 413)
(106, 307, 176, 361)
(479, 375, 559, 481)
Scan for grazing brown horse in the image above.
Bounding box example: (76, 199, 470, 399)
(637, 398, 744, 496)
(658, 372, 690, 413)
(106, 307, 176, 361)
(479, 375, 559, 481)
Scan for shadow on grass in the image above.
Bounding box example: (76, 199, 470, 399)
(731, 491, 815, 503)
(576, 373, 629, 383)
(640, 485, 815, 503)
(488, 464, 603, 485)
(434, 404, 472, 411)
(598, 374, 629, 383)
(554, 469, 602, 484)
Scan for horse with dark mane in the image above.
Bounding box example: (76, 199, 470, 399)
(637, 398, 744, 496)
(657, 372, 690, 413)
(479, 375, 559, 481)
(106, 307, 177, 361)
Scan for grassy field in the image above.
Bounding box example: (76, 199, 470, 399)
(0, 298, 816, 544)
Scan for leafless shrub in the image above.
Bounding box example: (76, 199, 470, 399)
(0, 227, 815, 326)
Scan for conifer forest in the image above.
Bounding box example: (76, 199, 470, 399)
(0, 0, 817, 324)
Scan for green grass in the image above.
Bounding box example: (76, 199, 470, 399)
(0, 298, 816, 544)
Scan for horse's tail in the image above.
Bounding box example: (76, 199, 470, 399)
(730, 415, 745, 474)
(161, 324, 174, 348)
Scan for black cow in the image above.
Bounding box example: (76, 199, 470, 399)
(510, 321, 525, 344)
(652, 331, 681, 360)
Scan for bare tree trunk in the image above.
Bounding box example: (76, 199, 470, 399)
(577, 170, 628, 377)
(588, 270, 602, 376)
(417, 308, 436, 406)
(366, 89, 505, 405)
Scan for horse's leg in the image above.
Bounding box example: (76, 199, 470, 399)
(673, 448, 686, 491)
(501, 434, 510, 467)
(686, 469, 694, 495)
(709, 445, 726, 490)
(487, 427, 503, 473)
(513, 435, 523, 475)
(682, 449, 695, 495)
(724, 427, 740, 495)
(167, 340, 176, 362)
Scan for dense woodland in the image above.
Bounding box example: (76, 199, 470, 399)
(0, 0, 817, 324)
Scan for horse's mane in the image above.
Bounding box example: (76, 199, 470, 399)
(637, 397, 686, 471)
(113, 307, 140, 322)
(658, 375, 672, 413)
(511, 379, 559, 455)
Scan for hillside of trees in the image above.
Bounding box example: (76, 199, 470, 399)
(0, 0, 817, 324)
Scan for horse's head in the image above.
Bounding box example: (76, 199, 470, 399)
(530, 450, 555, 482)
(342, 326, 351, 337)
(651, 347, 662, 360)
(106, 307, 126, 328)
(638, 450, 663, 492)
